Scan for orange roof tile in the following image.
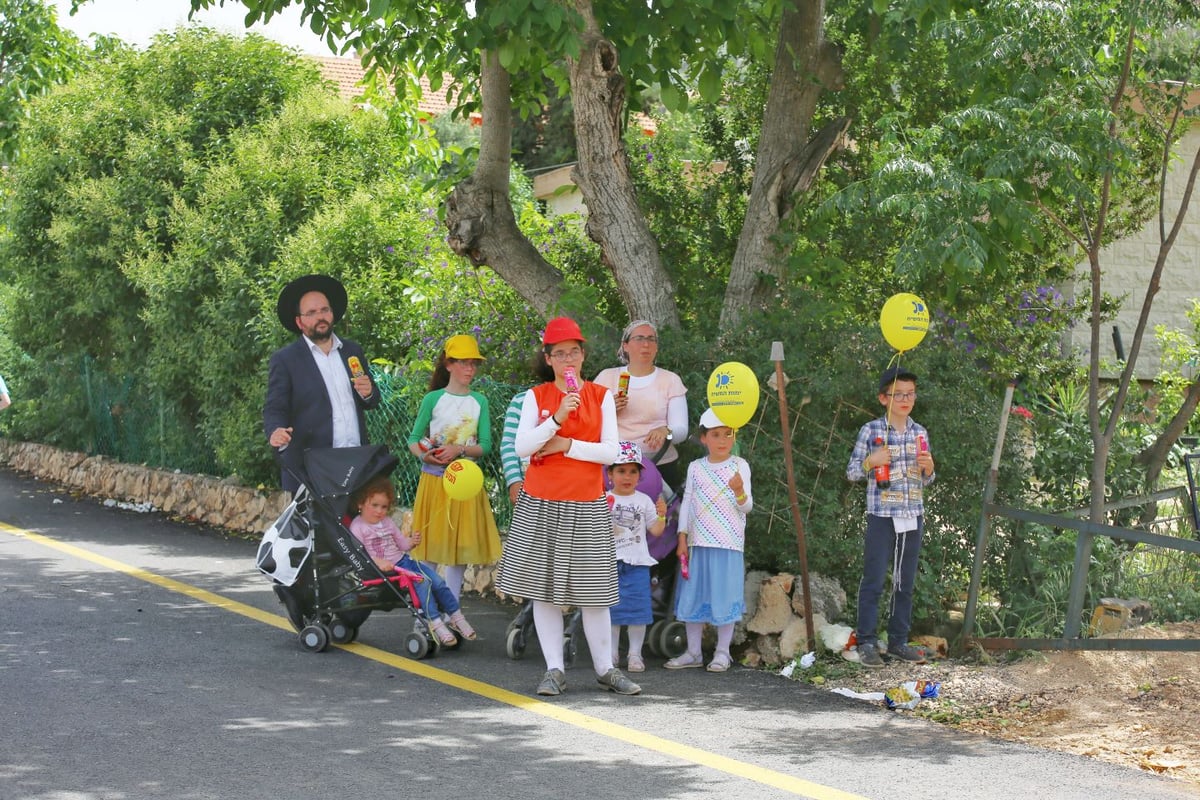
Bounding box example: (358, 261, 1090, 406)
(309, 55, 653, 132)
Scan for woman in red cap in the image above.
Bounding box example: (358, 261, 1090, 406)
(495, 317, 641, 696)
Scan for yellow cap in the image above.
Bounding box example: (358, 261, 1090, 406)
(445, 334, 485, 360)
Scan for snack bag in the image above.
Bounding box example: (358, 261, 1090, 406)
(884, 679, 941, 710)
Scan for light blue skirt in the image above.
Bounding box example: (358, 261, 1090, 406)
(674, 546, 745, 625)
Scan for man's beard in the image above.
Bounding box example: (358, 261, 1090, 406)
(305, 322, 332, 342)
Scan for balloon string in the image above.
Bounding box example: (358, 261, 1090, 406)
(883, 350, 902, 449)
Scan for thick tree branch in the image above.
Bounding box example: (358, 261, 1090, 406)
(567, 0, 679, 328)
(445, 49, 566, 317)
(720, 1, 843, 330)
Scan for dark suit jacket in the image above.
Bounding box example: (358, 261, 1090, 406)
(263, 336, 381, 493)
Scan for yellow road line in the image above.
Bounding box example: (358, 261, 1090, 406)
(2, 522, 866, 800)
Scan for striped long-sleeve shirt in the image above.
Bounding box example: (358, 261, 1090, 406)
(500, 389, 528, 488)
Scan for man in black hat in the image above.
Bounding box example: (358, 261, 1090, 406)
(264, 274, 380, 493)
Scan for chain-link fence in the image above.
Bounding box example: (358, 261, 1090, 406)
(365, 372, 529, 530)
(81, 358, 223, 477)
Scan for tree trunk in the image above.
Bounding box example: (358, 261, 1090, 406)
(445, 50, 566, 318)
(568, 0, 679, 328)
(720, 0, 845, 330)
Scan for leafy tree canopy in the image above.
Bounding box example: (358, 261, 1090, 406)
(0, 0, 85, 163)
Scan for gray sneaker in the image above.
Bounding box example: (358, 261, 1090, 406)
(857, 644, 885, 668)
(597, 667, 642, 695)
(536, 668, 567, 696)
(886, 643, 928, 664)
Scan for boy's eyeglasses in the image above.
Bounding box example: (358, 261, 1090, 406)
(886, 391, 917, 401)
(708, 430, 736, 439)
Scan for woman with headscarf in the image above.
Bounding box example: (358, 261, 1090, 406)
(593, 320, 689, 491)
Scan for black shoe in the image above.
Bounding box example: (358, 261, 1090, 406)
(857, 644, 885, 668)
(886, 643, 928, 664)
(536, 669, 567, 696)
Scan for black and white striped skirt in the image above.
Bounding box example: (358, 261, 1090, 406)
(495, 493, 618, 606)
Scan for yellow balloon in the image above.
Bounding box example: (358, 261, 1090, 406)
(706, 362, 760, 429)
(880, 293, 930, 352)
(442, 458, 483, 501)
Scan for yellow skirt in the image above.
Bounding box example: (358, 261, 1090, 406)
(409, 471, 503, 565)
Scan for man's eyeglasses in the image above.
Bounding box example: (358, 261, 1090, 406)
(549, 348, 584, 361)
(886, 391, 917, 401)
(299, 306, 332, 319)
(626, 335, 658, 344)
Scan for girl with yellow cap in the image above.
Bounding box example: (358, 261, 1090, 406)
(406, 334, 502, 641)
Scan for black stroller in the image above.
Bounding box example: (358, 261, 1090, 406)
(256, 444, 450, 659)
(503, 453, 688, 664)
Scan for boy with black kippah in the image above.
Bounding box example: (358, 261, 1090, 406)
(845, 366, 936, 667)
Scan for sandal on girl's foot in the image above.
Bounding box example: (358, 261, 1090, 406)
(448, 611, 477, 640)
(664, 651, 704, 669)
(626, 654, 645, 673)
(706, 652, 732, 672)
(428, 618, 457, 646)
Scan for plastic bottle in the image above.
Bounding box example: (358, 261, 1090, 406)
(872, 436, 891, 489)
(617, 370, 630, 397)
(680, 550, 690, 580)
(417, 437, 437, 453)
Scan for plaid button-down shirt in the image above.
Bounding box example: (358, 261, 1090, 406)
(846, 417, 935, 517)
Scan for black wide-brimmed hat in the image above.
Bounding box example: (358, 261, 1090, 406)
(276, 274, 348, 334)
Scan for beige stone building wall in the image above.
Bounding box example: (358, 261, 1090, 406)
(1070, 125, 1200, 379)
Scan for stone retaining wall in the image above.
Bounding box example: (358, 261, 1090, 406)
(0, 438, 289, 535)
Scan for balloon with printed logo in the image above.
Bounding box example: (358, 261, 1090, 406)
(879, 293, 930, 352)
(706, 361, 760, 429)
(442, 458, 484, 501)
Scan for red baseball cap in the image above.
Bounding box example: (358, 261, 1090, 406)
(542, 317, 586, 345)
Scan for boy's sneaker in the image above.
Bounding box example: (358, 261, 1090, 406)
(857, 644, 885, 668)
(886, 643, 927, 664)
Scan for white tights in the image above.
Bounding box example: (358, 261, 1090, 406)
(422, 562, 467, 602)
(532, 600, 614, 675)
(611, 624, 647, 661)
(684, 622, 734, 657)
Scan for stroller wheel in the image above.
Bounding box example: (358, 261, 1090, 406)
(403, 632, 430, 660)
(505, 626, 526, 660)
(646, 620, 665, 657)
(299, 623, 330, 653)
(329, 618, 357, 645)
(658, 621, 688, 659)
(563, 635, 578, 668)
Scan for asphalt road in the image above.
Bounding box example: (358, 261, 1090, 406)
(1, 466, 1195, 800)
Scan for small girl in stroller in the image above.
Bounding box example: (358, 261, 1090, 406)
(349, 475, 476, 645)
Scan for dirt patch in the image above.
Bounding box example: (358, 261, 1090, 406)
(833, 622, 1200, 787)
